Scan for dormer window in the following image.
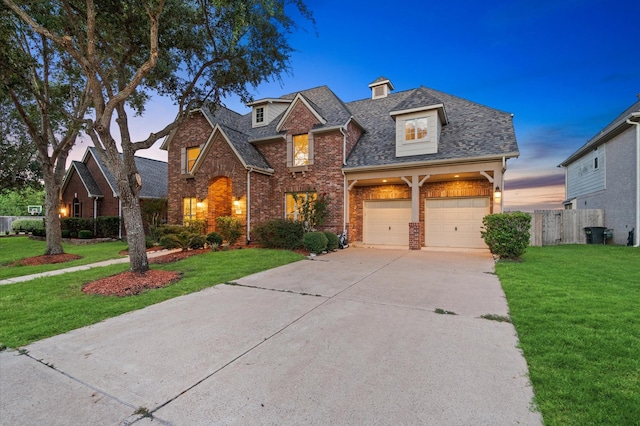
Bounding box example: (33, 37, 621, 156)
(405, 117, 429, 141)
(255, 107, 264, 124)
(249, 98, 292, 128)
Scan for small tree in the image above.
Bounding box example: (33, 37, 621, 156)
(293, 193, 331, 232)
(481, 212, 531, 259)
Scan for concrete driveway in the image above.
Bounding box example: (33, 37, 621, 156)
(0, 248, 542, 425)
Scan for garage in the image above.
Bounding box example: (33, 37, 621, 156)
(363, 200, 411, 246)
(425, 198, 489, 248)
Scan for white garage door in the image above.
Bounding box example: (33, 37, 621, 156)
(364, 200, 411, 246)
(425, 198, 489, 248)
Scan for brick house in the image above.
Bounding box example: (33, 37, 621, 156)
(60, 146, 168, 237)
(560, 99, 640, 246)
(161, 77, 519, 249)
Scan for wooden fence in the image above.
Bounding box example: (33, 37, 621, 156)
(530, 209, 604, 246)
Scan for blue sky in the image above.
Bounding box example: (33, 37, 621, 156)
(70, 0, 640, 211)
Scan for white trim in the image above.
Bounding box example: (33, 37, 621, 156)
(276, 94, 327, 132)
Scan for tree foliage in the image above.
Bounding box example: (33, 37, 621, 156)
(0, 187, 45, 216)
(2, 0, 313, 272)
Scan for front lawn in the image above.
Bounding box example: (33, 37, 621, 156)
(0, 248, 304, 348)
(496, 245, 640, 426)
(0, 236, 128, 280)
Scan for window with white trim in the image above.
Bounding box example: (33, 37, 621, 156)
(405, 117, 428, 141)
(256, 107, 264, 124)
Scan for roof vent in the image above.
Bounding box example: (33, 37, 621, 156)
(369, 77, 394, 99)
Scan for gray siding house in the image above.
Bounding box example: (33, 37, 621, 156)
(560, 99, 640, 246)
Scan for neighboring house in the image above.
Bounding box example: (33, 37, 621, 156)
(60, 146, 168, 237)
(560, 99, 640, 246)
(161, 77, 519, 249)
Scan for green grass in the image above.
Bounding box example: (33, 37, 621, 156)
(496, 245, 640, 426)
(0, 248, 304, 348)
(0, 236, 129, 280)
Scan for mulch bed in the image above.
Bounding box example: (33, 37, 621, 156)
(81, 270, 183, 297)
(11, 253, 82, 266)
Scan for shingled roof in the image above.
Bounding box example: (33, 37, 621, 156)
(82, 147, 168, 199)
(176, 82, 518, 171)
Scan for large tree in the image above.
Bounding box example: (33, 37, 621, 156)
(3, 0, 313, 272)
(0, 5, 90, 254)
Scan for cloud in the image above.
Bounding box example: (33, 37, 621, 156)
(506, 172, 564, 190)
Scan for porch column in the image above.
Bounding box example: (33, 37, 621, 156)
(405, 174, 421, 250)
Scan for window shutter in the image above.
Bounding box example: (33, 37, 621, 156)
(180, 147, 186, 173)
(307, 131, 314, 165)
(286, 134, 293, 167)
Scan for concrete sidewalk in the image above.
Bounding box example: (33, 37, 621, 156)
(0, 249, 181, 285)
(0, 248, 542, 425)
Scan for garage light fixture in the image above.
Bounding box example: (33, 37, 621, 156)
(494, 186, 502, 200)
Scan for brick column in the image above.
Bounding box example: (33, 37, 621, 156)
(409, 222, 422, 250)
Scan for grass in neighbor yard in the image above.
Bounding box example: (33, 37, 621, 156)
(496, 245, 640, 426)
(0, 248, 304, 348)
(0, 236, 128, 280)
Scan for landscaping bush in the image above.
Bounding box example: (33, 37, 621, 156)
(61, 230, 71, 238)
(11, 219, 44, 234)
(206, 232, 223, 246)
(145, 238, 155, 249)
(303, 231, 328, 254)
(159, 234, 180, 249)
(94, 216, 120, 238)
(78, 230, 93, 239)
(252, 219, 304, 249)
(184, 219, 207, 235)
(61, 217, 93, 236)
(157, 225, 187, 236)
(159, 232, 204, 251)
(32, 228, 46, 237)
(324, 232, 339, 251)
(216, 216, 243, 245)
(481, 212, 531, 259)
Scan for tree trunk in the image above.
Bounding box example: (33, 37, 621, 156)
(43, 180, 64, 255)
(39, 152, 65, 255)
(118, 182, 149, 273)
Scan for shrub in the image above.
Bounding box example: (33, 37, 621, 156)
(159, 232, 204, 251)
(61, 230, 71, 238)
(206, 232, 223, 246)
(159, 234, 180, 249)
(324, 232, 339, 251)
(157, 225, 186, 236)
(94, 216, 120, 238)
(145, 238, 155, 249)
(481, 212, 531, 259)
(61, 217, 93, 236)
(252, 219, 304, 249)
(32, 228, 46, 237)
(303, 231, 328, 254)
(11, 219, 44, 234)
(184, 219, 207, 235)
(78, 230, 93, 239)
(216, 216, 243, 245)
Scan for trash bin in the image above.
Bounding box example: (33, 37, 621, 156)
(584, 226, 607, 244)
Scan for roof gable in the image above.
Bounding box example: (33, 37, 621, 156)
(276, 93, 327, 131)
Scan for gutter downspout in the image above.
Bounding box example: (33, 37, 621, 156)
(626, 118, 640, 246)
(501, 156, 506, 212)
(247, 168, 253, 243)
(340, 126, 348, 234)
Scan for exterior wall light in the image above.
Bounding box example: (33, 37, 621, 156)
(494, 186, 502, 200)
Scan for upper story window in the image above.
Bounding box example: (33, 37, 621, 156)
(405, 117, 429, 141)
(593, 147, 599, 169)
(186, 146, 200, 173)
(293, 134, 309, 166)
(255, 107, 264, 124)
